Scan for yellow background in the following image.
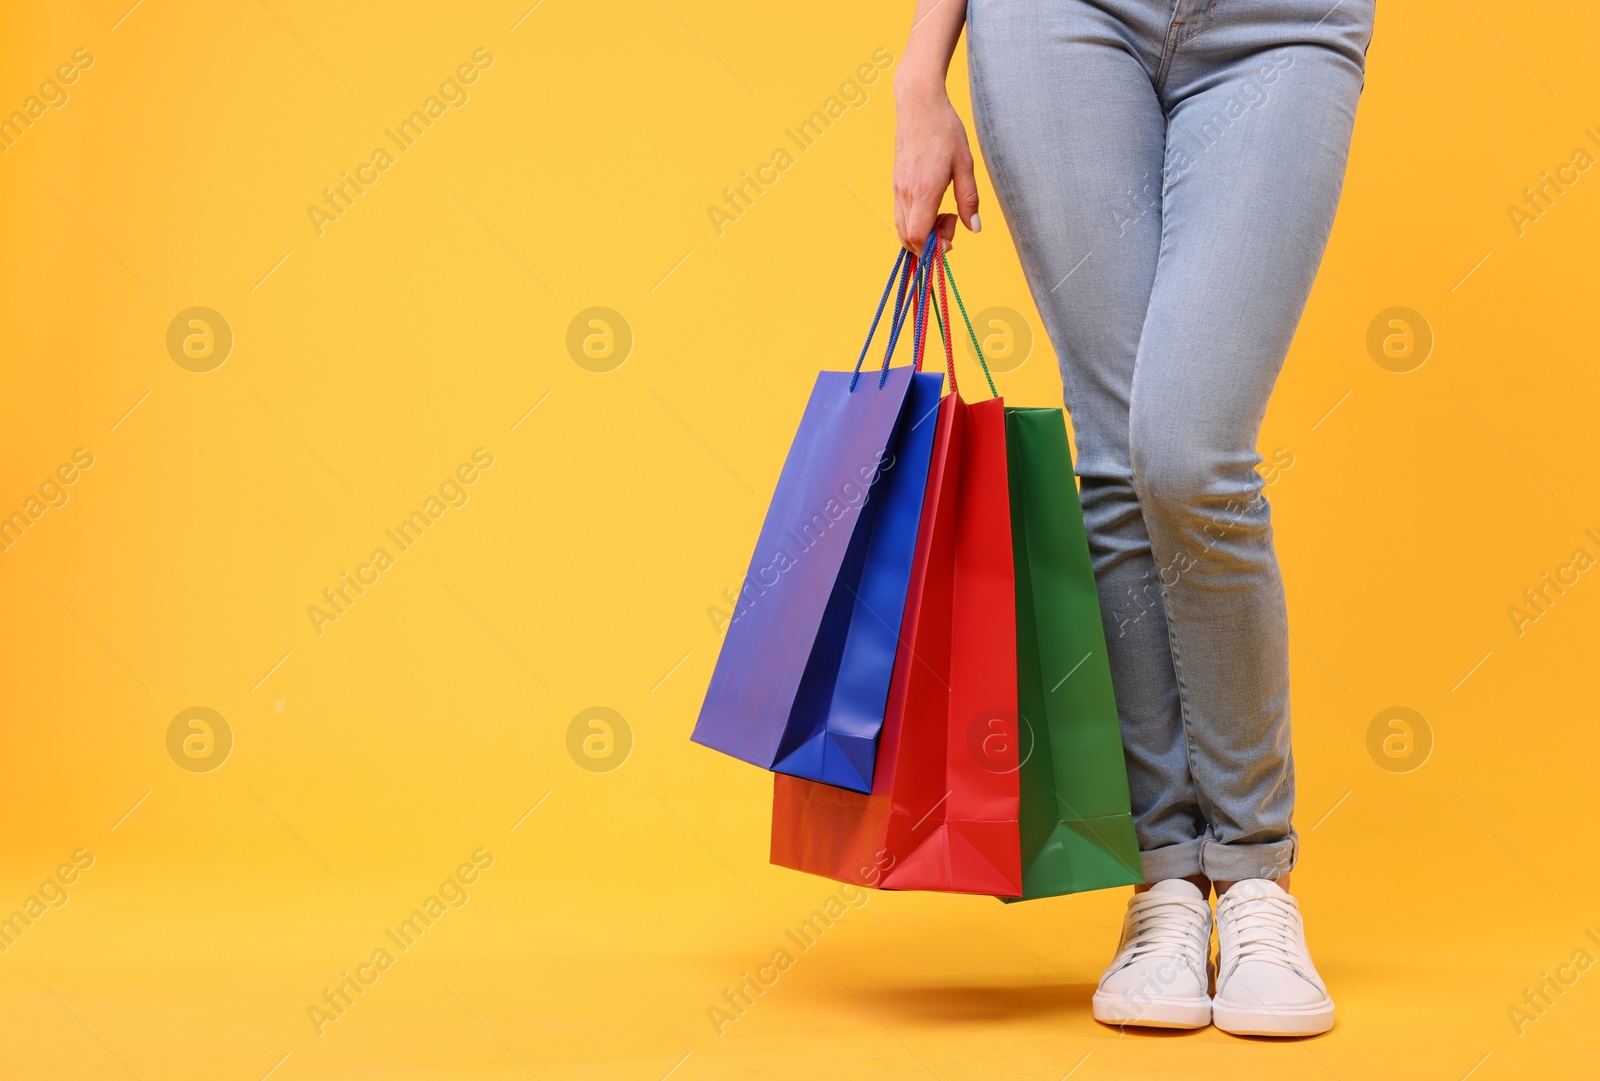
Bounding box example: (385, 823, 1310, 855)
(2, 1, 1597, 1077)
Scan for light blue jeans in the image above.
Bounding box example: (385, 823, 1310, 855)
(968, 0, 1373, 882)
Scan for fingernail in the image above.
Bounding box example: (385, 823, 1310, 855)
(970, 213, 982, 233)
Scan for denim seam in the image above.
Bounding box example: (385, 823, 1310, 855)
(1237, 563, 1297, 849)
(1178, 1, 1221, 47)
(1153, 0, 1184, 93)
(1157, 0, 1224, 93)
(1154, 567, 1213, 830)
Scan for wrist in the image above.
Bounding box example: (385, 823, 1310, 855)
(894, 65, 949, 106)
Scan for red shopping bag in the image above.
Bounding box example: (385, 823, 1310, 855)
(770, 242, 1021, 896)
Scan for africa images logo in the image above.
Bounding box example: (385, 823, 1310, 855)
(306, 49, 496, 236)
(306, 449, 495, 636)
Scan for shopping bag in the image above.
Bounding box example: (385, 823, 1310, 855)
(693, 245, 943, 791)
(1005, 406, 1144, 900)
(771, 239, 1023, 895)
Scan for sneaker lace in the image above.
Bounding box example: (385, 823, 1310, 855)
(1216, 892, 1304, 979)
(1116, 893, 1209, 971)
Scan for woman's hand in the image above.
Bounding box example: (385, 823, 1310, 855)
(893, 1, 980, 254)
(893, 82, 980, 253)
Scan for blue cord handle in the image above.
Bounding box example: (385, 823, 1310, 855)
(848, 232, 942, 391)
(874, 232, 940, 389)
(874, 244, 921, 388)
(848, 248, 909, 391)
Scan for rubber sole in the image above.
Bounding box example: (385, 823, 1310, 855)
(1212, 998, 1335, 1037)
(1092, 990, 1212, 1030)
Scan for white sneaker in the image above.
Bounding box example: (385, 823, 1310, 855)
(1212, 878, 1335, 1036)
(1092, 879, 1213, 1029)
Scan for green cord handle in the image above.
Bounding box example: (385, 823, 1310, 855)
(939, 249, 999, 399)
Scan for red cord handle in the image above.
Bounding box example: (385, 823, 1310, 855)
(911, 237, 958, 396)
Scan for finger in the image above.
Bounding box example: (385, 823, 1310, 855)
(936, 212, 958, 249)
(903, 186, 941, 254)
(951, 152, 981, 234)
(895, 180, 926, 254)
(897, 206, 922, 254)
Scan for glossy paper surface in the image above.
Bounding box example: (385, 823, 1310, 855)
(1004, 407, 1143, 901)
(771, 369, 943, 790)
(693, 366, 940, 790)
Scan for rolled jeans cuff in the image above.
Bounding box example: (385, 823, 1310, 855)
(1139, 838, 1204, 883)
(1199, 832, 1298, 882)
(1138, 833, 1299, 884)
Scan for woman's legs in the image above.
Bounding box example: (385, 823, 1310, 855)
(969, 0, 1371, 883)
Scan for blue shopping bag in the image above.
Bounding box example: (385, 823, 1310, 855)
(693, 243, 944, 791)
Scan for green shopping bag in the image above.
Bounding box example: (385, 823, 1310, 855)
(1003, 406, 1143, 900)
